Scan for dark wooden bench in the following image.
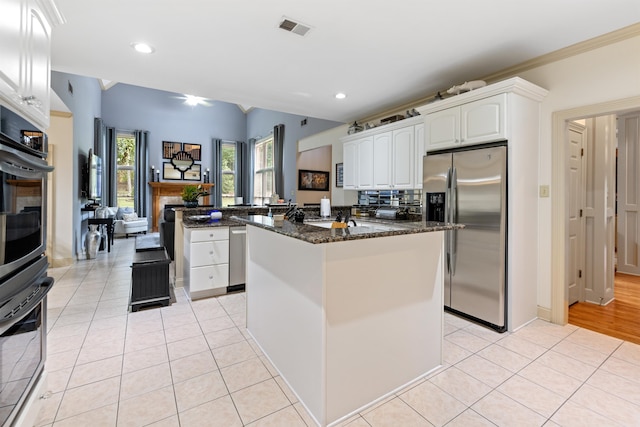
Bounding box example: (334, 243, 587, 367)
(130, 248, 171, 312)
(135, 233, 163, 252)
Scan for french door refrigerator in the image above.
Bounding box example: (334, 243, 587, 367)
(423, 143, 507, 332)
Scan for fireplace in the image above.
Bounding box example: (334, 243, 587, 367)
(148, 183, 214, 231)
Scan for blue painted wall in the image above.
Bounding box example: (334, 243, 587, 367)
(51, 71, 102, 257)
(247, 109, 342, 201)
(101, 83, 247, 176)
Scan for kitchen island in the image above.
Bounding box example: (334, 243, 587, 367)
(232, 215, 462, 426)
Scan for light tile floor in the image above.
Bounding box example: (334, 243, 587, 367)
(37, 237, 640, 426)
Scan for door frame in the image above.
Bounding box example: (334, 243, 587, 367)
(551, 95, 640, 325)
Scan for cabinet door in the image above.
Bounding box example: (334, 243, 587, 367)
(357, 136, 374, 189)
(0, 0, 24, 101)
(391, 127, 414, 189)
(190, 264, 229, 292)
(414, 123, 425, 189)
(190, 240, 229, 267)
(23, 1, 52, 126)
(343, 141, 358, 190)
(373, 131, 392, 188)
(425, 108, 460, 151)
(461, 93, 506, 145)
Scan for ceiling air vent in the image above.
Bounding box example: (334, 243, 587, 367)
(279, 18, 311, 37)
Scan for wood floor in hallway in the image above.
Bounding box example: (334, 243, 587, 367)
(569, 272, 640, 345)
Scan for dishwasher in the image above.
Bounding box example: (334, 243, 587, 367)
(228, 226, 246, 291)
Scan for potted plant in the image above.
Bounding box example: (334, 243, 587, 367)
(181, 184, 209, 208)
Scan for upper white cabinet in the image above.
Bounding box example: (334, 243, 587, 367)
(425, 93, 506, 151)
(461, 94, 507, 145)
(425, 108, 459, 150)
(0, 0, 63, 129)
(414, 123, 425, 189)
(341, 116, 423, 190)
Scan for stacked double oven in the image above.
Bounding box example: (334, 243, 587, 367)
(0, 105, 55, 426)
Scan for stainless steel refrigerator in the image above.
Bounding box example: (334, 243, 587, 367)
(423, 144, 507, 332)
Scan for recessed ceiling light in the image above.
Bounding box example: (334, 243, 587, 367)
(335, 93, 347, 99)
(184, 95, 205, 106)
(131, 42, 155, 54)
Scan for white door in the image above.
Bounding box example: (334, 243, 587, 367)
(357, 136, 374, 189)
(617, 113, 640, 275)
(567, 122, 586, 305)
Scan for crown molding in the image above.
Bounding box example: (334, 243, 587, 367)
(358, 22, 640, 124)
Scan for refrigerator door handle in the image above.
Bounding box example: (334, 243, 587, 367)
(450, 166, 458, 275)
(444, 166, 452, 274)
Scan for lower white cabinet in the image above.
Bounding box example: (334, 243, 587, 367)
(184, 227, 229, 299)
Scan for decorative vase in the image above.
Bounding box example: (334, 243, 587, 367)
(85, 224, 102, 259)
(183, 201, 198, 208)
(95, 206, 108, 219)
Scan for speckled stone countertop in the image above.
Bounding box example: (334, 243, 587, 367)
(230, 215, 464, 244)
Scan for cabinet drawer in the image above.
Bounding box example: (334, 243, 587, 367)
(190, 240, 229, 266)
(189, 227, 229, 242)
(190, 264, 229, 292)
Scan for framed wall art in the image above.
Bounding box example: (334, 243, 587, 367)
(183, 164, 201, 181)
(163, 162, 182, 180)
(335, 163, 343, 188)
(163, 141, 182, 159)
(183, 143, 201, 161)
(298, 169, 330, 191)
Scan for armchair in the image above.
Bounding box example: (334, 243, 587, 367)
(108, 207, 148, 238)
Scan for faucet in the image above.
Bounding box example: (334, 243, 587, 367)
(343, 212, 357, 227)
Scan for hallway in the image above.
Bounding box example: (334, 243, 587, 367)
(569, 273, 640, 345)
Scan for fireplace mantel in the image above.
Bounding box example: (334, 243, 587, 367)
(149, 182, 214, 231)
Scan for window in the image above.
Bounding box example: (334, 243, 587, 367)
(253, 136, 274, 205)
(220, 142, 236, 207)
(116, 132, 135, 208)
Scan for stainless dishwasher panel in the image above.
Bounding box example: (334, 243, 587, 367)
(229, 226, 246, 287)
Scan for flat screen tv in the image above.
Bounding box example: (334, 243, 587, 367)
(87, 149, 102, 201)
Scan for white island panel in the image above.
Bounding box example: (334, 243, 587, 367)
(246, 225, 444, 426)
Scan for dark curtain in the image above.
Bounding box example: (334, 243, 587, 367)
(94, 118, 116, 206)
(134, 130, 149, 217)
(246, 138, 256, 205)
(211, 138, 222, 205)
(236, 141, 246, 201)
(273, 124, 285, 197)
(105, 127, 117, 206)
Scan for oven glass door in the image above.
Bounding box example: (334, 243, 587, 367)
(0, 302, 44, 426)
(0, 141, 51, 281)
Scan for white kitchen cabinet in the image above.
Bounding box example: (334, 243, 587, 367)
(414, 123, 425, 189)
(184, 227, 229, 300)
(425, 93, 507, 152)
(356, 136, 374, 189)
(391, 126, 415, 189)
(341, 116, 423, 190)
(341, 136, 374, 190)
(372, 132, 391, 188)
(342, 140, 358, 189)
(425, 108, 460, 151)
(0, 0, 61, 129)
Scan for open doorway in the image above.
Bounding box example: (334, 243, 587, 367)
(551, 95, 640, 333)
(565, 111, 640, 344)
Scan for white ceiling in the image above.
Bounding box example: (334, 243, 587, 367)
(50, 0, 640, 123)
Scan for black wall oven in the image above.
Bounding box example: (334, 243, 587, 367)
(0, 105, 54, 426)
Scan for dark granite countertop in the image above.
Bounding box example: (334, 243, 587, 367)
(230, 215, 463, 244)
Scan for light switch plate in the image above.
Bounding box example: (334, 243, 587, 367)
(539, 185, 550, 198)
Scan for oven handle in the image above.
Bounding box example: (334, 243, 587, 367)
(0, 143, 53, 173)
(0, 276, 54, 331)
